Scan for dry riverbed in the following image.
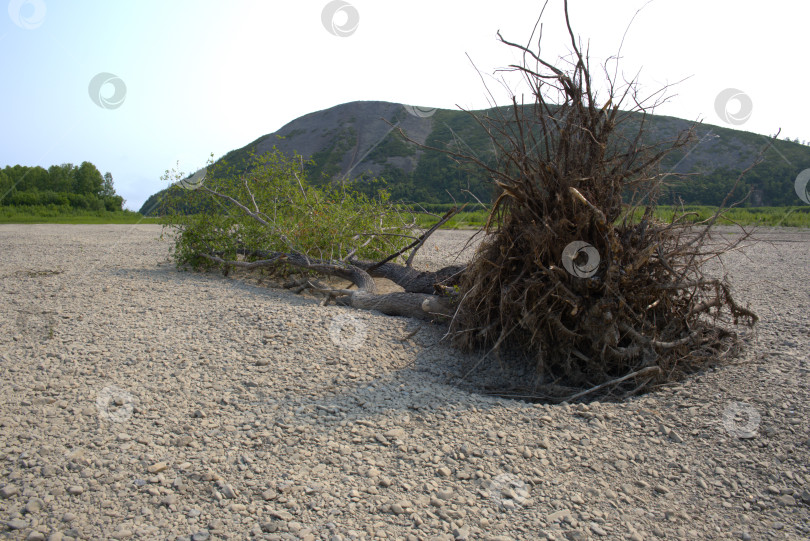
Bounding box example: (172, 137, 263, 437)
(0, 224, 808, 540)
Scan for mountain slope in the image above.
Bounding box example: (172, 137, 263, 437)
(140, 100, 810, 214)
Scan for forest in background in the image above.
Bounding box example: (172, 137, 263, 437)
(0, 162, 125, 212)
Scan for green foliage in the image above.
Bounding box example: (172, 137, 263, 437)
(368, 131, 416, 163)
(411, 204, 810, 229)
(0, 205, 152, 224)
(162, 149, 413, 272)
(1, 162, 124, 211)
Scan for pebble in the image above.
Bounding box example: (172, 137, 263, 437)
(147, 462, 168, 473)
(7, 518, 27, 530)
(1, 485, 19, 498)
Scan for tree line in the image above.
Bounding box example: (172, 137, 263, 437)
(0, 162, 124, 211)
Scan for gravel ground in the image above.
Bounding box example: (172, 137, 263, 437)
(0, 224, 808, 541)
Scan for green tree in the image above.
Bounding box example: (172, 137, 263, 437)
(101, 172, 116, 198)
(0, 170, 11, 201)
(73, 161, 104, 196)
(47, 165, 73, 193)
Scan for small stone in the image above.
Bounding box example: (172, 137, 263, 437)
(162, 494, 178, 506)
(111, 530, 133, 539)
(437, 467, 452, 477)
(384, 428, 405, 439)
(437, 488, 453, 500)
(7, 518, 27, 530)
(548, 509, 571, 522)
(24, 498, 43, 513)
(570, 493, 585, 504)
(27, 532, 46, 541)
(191, 531, 210, 541)
(379, 477, 393, 488)
(0, 485, 19, 498)
(218, 482, 237, 499)
(776, 494, 796, 506)
(67, 486, 84, 495)
(260, 522, 277, 533)
(269, 509, 294, 521)
(590, 523, 608, 536)
(654, 484, 670, 494)
(147, 462, 168, 473)
(669, 431, 684, 443)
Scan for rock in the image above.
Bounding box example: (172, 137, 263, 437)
(548, 509, 571, 522)
(26, 532, 46, 541)
(218, 482, 237, 499)
(191, 531, 210, 541)
(7, 518, 28, 530)
(147, 462, 168, 473)
(67, 485, 84, 495)
(590, 523, 608, 536)
(0, 485, 19, 498)
(776, 494, 796, 506)
(384, 428, 406, 439)
(24, 498, 44, 513)
(437, 467, 452, 477)
(269, 509, 294, 521)
(570, 493, 585, 504)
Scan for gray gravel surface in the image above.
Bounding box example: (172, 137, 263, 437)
(0, 224, 808, 540)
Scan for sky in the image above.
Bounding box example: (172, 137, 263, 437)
(1, 0, 808, 211)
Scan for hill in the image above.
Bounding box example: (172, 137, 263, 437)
(140, 101, 810, 214)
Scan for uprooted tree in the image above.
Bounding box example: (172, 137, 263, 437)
(161, 1, 757, 401)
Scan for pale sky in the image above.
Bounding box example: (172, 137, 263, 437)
(1, 0, 807, 211)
